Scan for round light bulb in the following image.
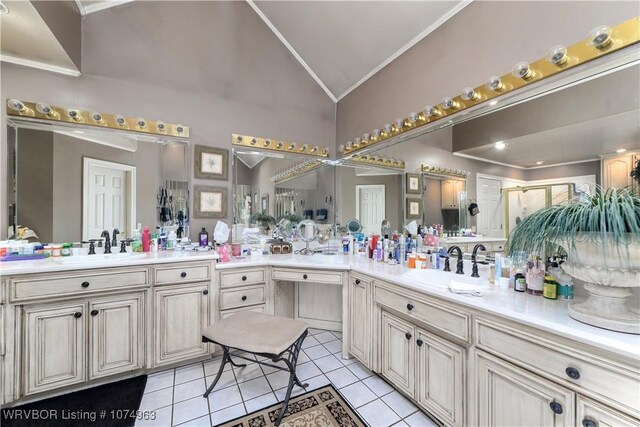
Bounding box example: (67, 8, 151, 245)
(512, 62, 533, 80)
(383, 123, 393, 133)
(423, 105, 437, 117)
(394, 119, 404, 130)
(115, 115, 126, 126)
(461, 87, 478, 101)
(362, 133, 370, 141)
(7, 99, 25, 112)
(156, 121, 166, 131)
(441, 97, 456, 110)
(408, 112, 419, 123)
(546, 45, 568, 65)
(486, 76, 502, 91)
(588, 25, 612, 49)
(136, 118, 147, 128)
(67, 109, 81, 120)
(372, 128, 381, 138)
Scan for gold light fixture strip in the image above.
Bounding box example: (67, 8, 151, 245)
(422, 164, 468, 178)
(271, 159, 324, 184)
(341, 16, 640, 155)
(232, 133, 329, 158)
(351, 154, 405, 170)
(5, 100, 189, 138)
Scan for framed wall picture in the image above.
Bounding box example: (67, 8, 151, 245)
(261, 193, 269, 214)
(194, 145, 228, 181)
(406, 197, 422, 219)
(194, 185, 227, 218)
(406, 173, 422, 194)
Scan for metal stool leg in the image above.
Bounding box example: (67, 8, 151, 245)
(203, 347, 230, 398)
(228, 354, 247, 368)
(274, 332, 308, 426)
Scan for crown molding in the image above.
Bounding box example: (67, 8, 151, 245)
(0, 55, 81, 77)
(83, 0, 134, 15)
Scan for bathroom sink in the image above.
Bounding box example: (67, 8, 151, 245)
(51, 253, 147, 264)
(401, 269, 487, 289)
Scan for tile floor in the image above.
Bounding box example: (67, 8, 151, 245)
(135, 328, 438, 427)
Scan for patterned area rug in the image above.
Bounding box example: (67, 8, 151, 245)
(218, 384, 366, 427)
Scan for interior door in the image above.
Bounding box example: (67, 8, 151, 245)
(356, 185, 385, 235)
(476, 176, 503, 237)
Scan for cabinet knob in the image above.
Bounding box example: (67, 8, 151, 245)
(180, 272, 187, 278)
(303, 274, 308, 279)
(242, 275, 247, 281)
(355, 279, 361, 285)
(90, 309, 99, 316)
(241, 295, 247, 301)
(405, 332, 412, 340)
(81, 281, 90, 288)
(565, 367, 580, 380)
(549, 401, 563, 415)
(416, 339, 424, 347)
(582, 418, 598, 427)
(407, 303, 414, 311)
(73, 312, 82, 319)
(203, 290, 209, 295)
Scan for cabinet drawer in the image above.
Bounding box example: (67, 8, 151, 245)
(476, 318, 640, 416)
(220, 269, 265, 288)
(577, 396, 640, 427)
(155, 264, 211, 285)
(490, 242, 505, 252)
(272, 268, 343, 285)
(11, 269, 149, 302)
(220, 305, 266, 319)
(374, 284, 470, 342)
(220, 285, 265, 310)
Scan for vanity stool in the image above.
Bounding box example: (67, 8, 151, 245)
(202, 311, 308, 426)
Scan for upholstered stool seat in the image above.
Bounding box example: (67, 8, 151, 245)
(202, 311, 308, 426)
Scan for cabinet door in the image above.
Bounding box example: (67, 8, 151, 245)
(416, 328, 464, 426)
(603, 155, 632, 189)
(24, 303, 86, 395)
(453, 180, 466, 208)
(154, 283, 210, 366)
(577, 396, 640, 427)
(441, 180, 455, 209)
(476, 351, 574, 427)
(349, 276, 371, 366)
(381, 311, 415, 397)
(89, 294, 143, 379)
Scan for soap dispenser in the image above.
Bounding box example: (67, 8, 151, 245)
(199, 227, 209, 247)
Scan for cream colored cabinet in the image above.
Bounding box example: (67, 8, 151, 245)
(89, 294, 143, 379)
(577, 396, 640, 427)
(349, 275, 371, 367)
(154, 282, 210, 367)
(381, 310, 415, 398)
(442, 179, 466, 209)
(603, 154, 634, 190)
(24, 303, 86, 395)
(416, 328, 464, 426)
(476, 350, 574, 427)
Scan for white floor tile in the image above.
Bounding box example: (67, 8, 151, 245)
(297, 351, 311, 363)
(244, 392, 278, 413)
(347, 361, 374, 380)
(357, 399, 401, 427)
(233, 363, 264, 383)
(136, 404, 172, 426)
(175, 363, 204, 385)
(313, 355, 343, 373)
(207, 384, 243, 413)
(308, 328, 324, 335)
(404, 411, 438, 427)
(301, 336, 320, 348)
(174, 378, 206, 403)
(229, 351, 256, 362)
(392, 421, 410, 427)
(145, 370, 175, 393)
(296, 361, 321, 380)
(340, 381, 377, 408)
(274, 383, 306, 402)
(303, 374, 331, 392)
(177, 414, 211, 426)
(331, 331, 343, 339)
(204, 370, 237, 392)
(323, 339, 343, 354)
(172, 396, 209, 426)
(382, 391, 418, 418)
(334, 352, 358, 366)
(325, 367, 359, 389)
(238, 377, 272, 401)
(261, 360, 288, 375)
(266, 370, 291, 390)
(140, 387, 173, 411)
(203, 358, 232, 377)
(210, 403, 246, 426)
(363, 375, 394, 397)
(303, 344, 330, 360)
(315, 331, 337, 344)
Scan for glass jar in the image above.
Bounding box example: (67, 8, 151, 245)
(514, 269, 526, 292)
(50, 245, 62, 258)
(525, 258, 545, 295)
(543, 276, 558, 300)
(61, 243, 72, 256)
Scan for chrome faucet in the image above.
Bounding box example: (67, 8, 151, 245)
(471, 244, 487, 277)
(447, 246, 464, 275)
(100, 230, 112, 254)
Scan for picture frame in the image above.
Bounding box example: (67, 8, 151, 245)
(406, 173, 422, 194)
(406, 197, 422, 219)
(261, 193, 269, 214)
(194, 145, 228, 181)
(193, 185, 227, 218)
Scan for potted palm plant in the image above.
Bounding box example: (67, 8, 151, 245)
(507, 187, 640, 334)
(250, 212, 275, 235)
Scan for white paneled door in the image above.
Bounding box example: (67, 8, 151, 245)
(476, 176, 502, 238)
(356, 184, 385, 235)
(83, 158, 135, 240)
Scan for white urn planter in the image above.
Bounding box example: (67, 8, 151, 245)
(560, 233, 640, 334)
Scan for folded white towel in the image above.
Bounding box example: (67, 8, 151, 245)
(448, 280, 484, 297)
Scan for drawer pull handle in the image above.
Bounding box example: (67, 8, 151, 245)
(303, 274, 308, 279)
(582, 418, 598, 427)
(242, 295, 247, 301)
(355, 279, 361, 285)
(81, 281, 90, 288)
(416, 339, 423, 347)
(407, 303, 414, 311)
(549, 401, 563, 415)
(203, 290, 209, 295)
(565, 367, 580, 380)
(405, 332, 412, 340)
(180, 272, 187, 278)
(242, 276, 247, 281)
(90, 309, 99, 316)
(73, 312, 82, 319)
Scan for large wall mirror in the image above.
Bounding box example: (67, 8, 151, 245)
(7, 120, 190, 242)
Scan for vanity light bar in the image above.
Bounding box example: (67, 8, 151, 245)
(5, 100, 189, 138)
(270, 159, 324, 184)
(422, 165, 468, 178)
(351, 154, 405, 170)
(341, 16, 640, 155)
(232, 134, 329, 158)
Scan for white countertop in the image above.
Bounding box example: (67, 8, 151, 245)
(439, 236, 507, 244)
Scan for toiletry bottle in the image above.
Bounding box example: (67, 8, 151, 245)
(167, 230, 177, 250)
(494, 253, 502, 283)
(514, 269, 526, 292)
(199, 227, 209, 247)
(132, 229, 142, 253)
(398, 235, 406, 265)
(150, 234, 158, 252)
(142, 227, 151, 252)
